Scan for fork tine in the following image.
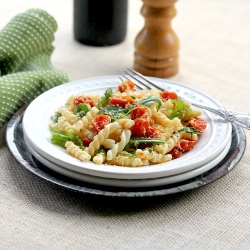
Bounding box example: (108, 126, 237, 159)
(125, 68, 165, 92)
(119, 74, 143, 90)
(123, 70, 149, 90)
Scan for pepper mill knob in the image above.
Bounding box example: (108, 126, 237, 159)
(133, 0, 179, 78)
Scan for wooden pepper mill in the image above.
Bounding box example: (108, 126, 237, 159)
(134, 0, 179, 78)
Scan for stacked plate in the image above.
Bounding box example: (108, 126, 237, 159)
(21, 76, 232, 188)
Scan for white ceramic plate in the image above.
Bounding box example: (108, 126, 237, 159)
(22, 76, 232, 179)
(25, 135, 232, 188)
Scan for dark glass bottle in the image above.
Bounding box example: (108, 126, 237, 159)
(73, 0, 128, 46)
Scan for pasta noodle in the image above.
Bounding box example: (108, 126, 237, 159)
(49, 80, 207, 167)
(106, 129, 131, 160)
(58, 107, 78, 124)
(88, 122, 120, 156)
(93, 152, 106, 164)
(135, 149, 172, 164)
(117, 118, 135, 129)
(65, 141, 91, 161)
(108, 154, 145, 167)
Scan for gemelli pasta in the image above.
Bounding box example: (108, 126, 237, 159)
(49, 80, 207, 167)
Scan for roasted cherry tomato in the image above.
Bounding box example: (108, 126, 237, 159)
(118, 80, 135, 92)
(108, 96, 135, 107)
(188, 117, 207, 131)
(130, 118, 158, 138)
(170, 139, 197, 159)
(130, 105, 148, 120)
(161, 90, 178, 100)
(169, 145, 183, 159)
(81, 137, 93, 147)
(179, 139, 197, 151)
(146, 126, 158, 138)
(74, 96, 94, 107)
(130, 118, 150, 137)
(91, 114, 111, 133)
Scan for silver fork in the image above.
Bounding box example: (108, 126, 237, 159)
(120, 68, 250, 130)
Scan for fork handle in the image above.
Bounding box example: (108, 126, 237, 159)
(192, 103, 250, 130)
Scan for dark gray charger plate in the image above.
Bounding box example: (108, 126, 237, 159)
(6, 106, 247, 198)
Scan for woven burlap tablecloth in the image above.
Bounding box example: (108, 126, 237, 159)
(1, 1, 249, 249)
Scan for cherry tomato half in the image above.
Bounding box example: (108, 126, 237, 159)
(74, 96, 94, 107)
(118, 80, 135, 92)
(130, 105, 148, 120)
(108, 96, 135, 107)
(188, 117, 207, 131)
(179, 139, 197, 151)
(130, 118, 158, 138)
(161, 90, 178, 100)
(169, 145, 183, 159)
(130, 118, 150, 137)
(81, 137, 93, 147)
(91, 114, 111, 133)
(146, 126, 158, 138)
(169, 139, 197, 159)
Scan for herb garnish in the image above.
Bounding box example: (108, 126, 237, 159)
(97, 88, 113, 108)
(73, 103, 90, 118)
(98, 96, 162, 121)
(50, 127, 84, 149)
(177, 126, 202, 136)
(169, 99, 190, 119)
(53, 112, 62, 123)
(125, 137, 166, 149)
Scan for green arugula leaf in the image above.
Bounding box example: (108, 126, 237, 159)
(66, 132, 84, 149)
(97, 88, 113, 108)
(98, 96, 162, 121)
(177, 126, 202, 135)
(73, 103, 90, 118)
(98, 105, 129, 121)
(49, 126, 64, 135)
(53, 111, 62, 123)
(96, 147, 106, 154)
(50, 128, 84, 150)
(51, 132, 69, 147)
(137, 96, 162, 110)
(125, 138, 166, 149)
(169, 99, 189, 119)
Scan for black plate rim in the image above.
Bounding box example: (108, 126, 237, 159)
(6, 106, 247, 198)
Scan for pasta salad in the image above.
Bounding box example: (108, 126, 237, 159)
(49, 80, 207, 167)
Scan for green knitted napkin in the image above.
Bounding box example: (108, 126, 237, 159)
(0, 9, 69, 127)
